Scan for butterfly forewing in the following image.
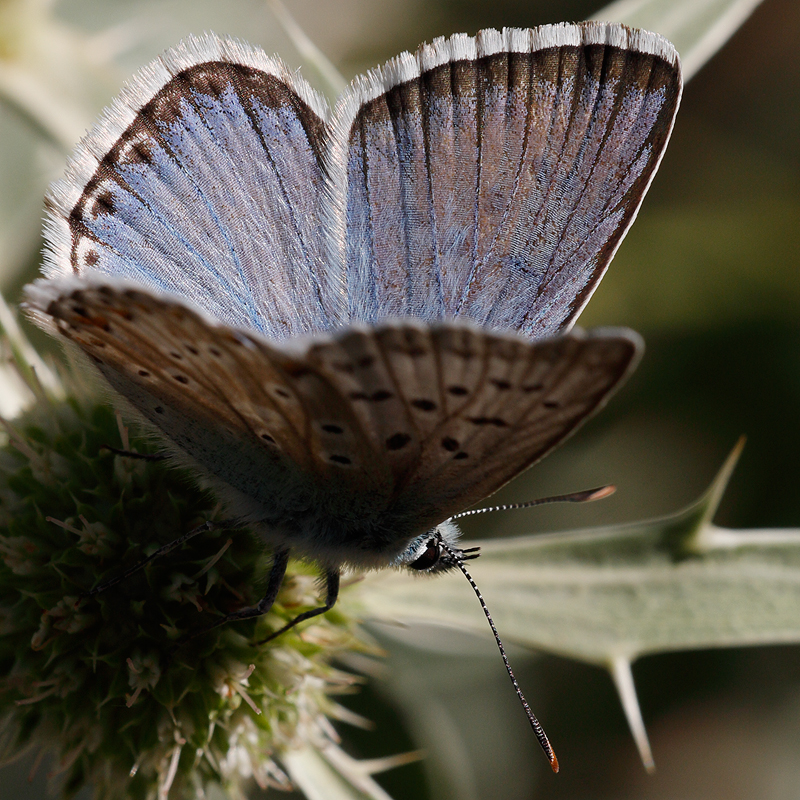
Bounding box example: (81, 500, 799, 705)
(44, 25, 680, 344)
(45, 35, 342, 340)
(332, 24, 681, 335)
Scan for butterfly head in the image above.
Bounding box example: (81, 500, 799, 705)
(395, 520, 481, 574)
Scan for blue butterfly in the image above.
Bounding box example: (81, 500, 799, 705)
(25, 22, 681, 769)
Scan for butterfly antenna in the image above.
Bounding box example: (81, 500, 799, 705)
(439, 540, 559, 774)
(450, 485, 615, 520)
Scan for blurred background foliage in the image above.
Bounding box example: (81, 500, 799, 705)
(1, 0, 798, 798)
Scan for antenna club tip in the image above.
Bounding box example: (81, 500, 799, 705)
(587, 485, 616, 502)
(550, 753, 560, 773)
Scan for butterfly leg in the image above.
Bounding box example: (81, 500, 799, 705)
(254, 569, 340, 646)
(100, 444, 168, 461)
(191, 547, 292, 635)
(84, 520, 219, 597)
(172, 548, 291, 651)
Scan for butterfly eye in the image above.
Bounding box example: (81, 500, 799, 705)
(408, 539, 441, 571)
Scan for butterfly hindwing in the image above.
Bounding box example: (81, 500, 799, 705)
(398, 326, 640, 524)
(331, 24, 681, 335)
(26, 279, 397, 512)
(306, 323, 640, 529)
(27, 280, 639, 538)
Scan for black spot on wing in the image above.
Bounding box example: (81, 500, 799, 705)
(90, 190, 115, 217)
(386, 433, 412, 451)
(467, 416, 508, 427)
(349, 390, 394, 402)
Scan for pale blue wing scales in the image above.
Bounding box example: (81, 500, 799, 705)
(44, 35, 343, 341)
(330, 23, 681, 336)
(338, 65, 445, 322)
(482, 43, 676, 335)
